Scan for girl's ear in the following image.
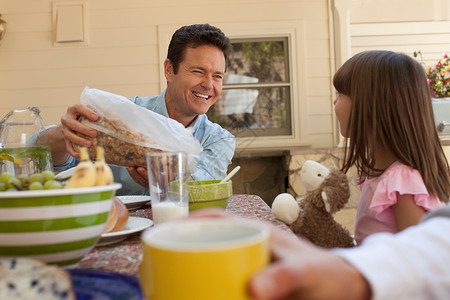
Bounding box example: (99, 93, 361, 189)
(164, 59, 174, 82)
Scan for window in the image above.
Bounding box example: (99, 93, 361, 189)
(207, 37, 292, 138)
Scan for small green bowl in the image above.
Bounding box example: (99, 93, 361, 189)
(188, 180, 233, 211)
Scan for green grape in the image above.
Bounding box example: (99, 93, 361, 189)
(1, 172, 13, 184)
(44, 180, 63, 190)
(7, 177, 22, 189)
(42, 170, 55, 182)
(0, 172, 63, 191)
(29, 181, 44, 190)
(29, 173, 45, 184)
(6, 187, 17, 191)
(17, 174, 30, 189)
(17, 174, 30, 185)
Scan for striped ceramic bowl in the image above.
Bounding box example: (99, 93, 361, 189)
(0, 183, 121, 267)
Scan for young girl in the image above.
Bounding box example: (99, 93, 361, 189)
(333, 50, 450, 245)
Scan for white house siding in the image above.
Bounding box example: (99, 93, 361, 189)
(1, 0, 449, 151)
(0, 0, 336, 151)
(350, 0, 450, 66)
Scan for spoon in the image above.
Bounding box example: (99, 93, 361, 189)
(220, 166, 240, 183)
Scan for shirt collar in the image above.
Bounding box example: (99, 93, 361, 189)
(153, 90, 169, 117)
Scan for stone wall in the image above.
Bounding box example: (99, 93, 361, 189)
(228, 152, 289, 207)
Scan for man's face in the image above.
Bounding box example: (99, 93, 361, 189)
(165, 45, 225, 123)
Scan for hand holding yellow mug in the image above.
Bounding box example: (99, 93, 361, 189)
(139, 218, 270, 300)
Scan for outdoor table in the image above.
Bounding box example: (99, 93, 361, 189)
(76, 194, 291, 276)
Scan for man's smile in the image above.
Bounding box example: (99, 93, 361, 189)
(193, 91, 211, 100)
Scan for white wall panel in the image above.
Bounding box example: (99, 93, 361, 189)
(305, 40, 330, 59)
(0, 65, 159, 89)
(306, 78, 331, 97)
(304, 20, 330, 39)
(308, 96, 333, 115)
(0, 46, 157, 70)
(304, 133, 334, 148)
(306, 58, 330, 77)
(349, 1, 450, 68)
(350, 0, 441, 23)
(0, 0, 335, 149)
(2, 0, 446, 150)
(307, 115, 332, 134)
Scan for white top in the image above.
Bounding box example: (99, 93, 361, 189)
(335, 208, 450, 300)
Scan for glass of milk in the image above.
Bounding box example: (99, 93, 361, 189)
(146, 151, 189, 225)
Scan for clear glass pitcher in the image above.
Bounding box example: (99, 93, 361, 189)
(0, 107, 53, 176)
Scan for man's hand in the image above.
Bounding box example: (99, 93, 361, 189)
(60, 104, 99, 158)
(127, 166, 149, 188)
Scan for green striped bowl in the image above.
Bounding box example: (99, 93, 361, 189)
(0, 183, 121, 267)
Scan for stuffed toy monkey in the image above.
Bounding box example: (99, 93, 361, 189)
(272, 160, 355, 248)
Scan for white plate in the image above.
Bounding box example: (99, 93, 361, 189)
(118, 195, 151, 210)
(97, 217, 153, 246)
(55, 167, 76, 181)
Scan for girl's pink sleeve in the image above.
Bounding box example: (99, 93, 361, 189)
(369, 165, 444, 223)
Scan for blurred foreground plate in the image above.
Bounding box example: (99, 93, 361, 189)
(97, 217, 153, 246)
(55, 167, 76, 181)
(67, 269, 143, 300)
(118, 195, 152, 210)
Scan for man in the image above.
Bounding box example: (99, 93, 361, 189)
(40, 24, 235, 195)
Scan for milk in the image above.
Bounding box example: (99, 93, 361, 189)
(152, 201, 189, 224)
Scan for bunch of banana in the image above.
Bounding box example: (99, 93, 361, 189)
(94, 146, 113, 186)
(65, 146, 114, 188)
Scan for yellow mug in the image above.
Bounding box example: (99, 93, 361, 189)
(139, 218, 270, 300)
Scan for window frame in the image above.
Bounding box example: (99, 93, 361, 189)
(218, 36, 292, 137)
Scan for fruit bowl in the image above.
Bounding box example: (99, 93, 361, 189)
(0, 183, 121, 266)
(188, 180, 233, 211)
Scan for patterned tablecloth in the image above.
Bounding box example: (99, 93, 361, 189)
(76, 194, 291, 276)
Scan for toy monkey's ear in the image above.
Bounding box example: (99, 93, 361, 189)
(321, 190, 331, 213)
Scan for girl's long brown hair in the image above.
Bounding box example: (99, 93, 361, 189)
(333, 50, 450, 202)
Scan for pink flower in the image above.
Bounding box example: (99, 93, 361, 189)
(442, 53, 448, 59)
